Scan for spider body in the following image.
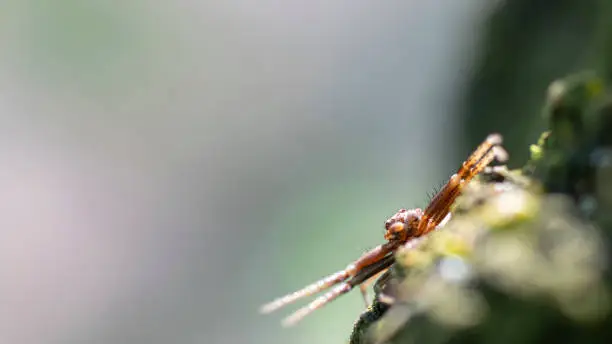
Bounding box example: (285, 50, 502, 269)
(261, 134, 508, 327)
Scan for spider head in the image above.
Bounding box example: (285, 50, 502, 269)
(384, 208, 423, 242)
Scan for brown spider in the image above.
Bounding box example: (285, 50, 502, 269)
(260, 134, 508, 326)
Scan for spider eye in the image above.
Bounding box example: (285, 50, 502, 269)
(406, 209, 423, 225)
(385, 209, 409, 230)
(404, 209, 423, 227)
(407, 214, 420, 227)
(384, 219, 394, 230)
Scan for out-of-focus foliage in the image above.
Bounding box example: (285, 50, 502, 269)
(460, 0, 611, 165)
(350, 72, 612, 343)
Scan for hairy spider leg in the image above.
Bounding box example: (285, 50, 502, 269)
(281, 253, 396, 327)
(281, 282, 353, 327)
(456, 133, 502, 177)
(427, 146, 507, 229)
(283, 235, 430, 325)
(260, 270, 350, 314)
(416, 174, 462, 236)
(260, 242, 397, 315)
(415, 134, 503, 236)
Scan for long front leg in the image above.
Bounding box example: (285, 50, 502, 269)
(282, 253, 396, 326)
(260, 269, 352, 314)
(260, 242, 397, 315)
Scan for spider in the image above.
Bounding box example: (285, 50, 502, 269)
(260, 134, 508, 326)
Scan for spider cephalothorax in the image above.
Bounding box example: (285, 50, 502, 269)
(384, 208, 423, 242)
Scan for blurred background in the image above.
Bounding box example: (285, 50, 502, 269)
(0, 1, 609, 344)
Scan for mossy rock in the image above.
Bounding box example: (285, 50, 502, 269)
(350, 73, 612, 344)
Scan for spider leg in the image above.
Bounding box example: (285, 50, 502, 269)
(456, 133, 502, 178)
(462, 146, 508, 185)
(415, 134, 505, 236)
(359, 283, 370, 308)
(282, 253, 395, 326)
(415, 174, 463, 237)
(426, 146, 506, 230)
(374, 269, 395, 304)
(260, 269, 351, 314)
(260, 242, 397, 315)
(282, 282, 353, 326)
(415, 174, 462, 236)
(358, 267, 390, 308)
